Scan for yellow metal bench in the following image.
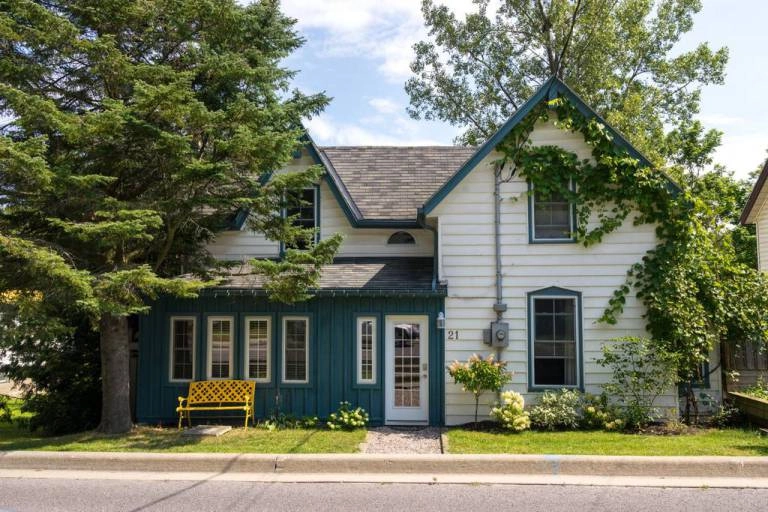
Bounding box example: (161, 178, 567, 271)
(176, 380, 255, 430)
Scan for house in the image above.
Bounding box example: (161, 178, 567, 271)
(741, 159, 768, 271)
(735, 159, 768, 388)
(135, 77, 721, 426)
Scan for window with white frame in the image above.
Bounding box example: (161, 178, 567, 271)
(283, 317, 309, 383)
(170, 317, 195, 381)
(356, 317, 376, 384)
(207, 316, 233, 379)
(245, 316, 271, 382)
(529, 290, 580, 388)
(530, 183, 575, 241)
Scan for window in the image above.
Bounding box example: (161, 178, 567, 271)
(286, 188, 317, 250)
(170, 317, 195, 382)
(387, 231, 415, 244)
(245, 317, 271, 382)
(528, 288, 581, 388)
(207, 316, 233, 379)
(530, 182, 575, 242)
(283, 317, 309, 383)
(357, 317, 377, 384)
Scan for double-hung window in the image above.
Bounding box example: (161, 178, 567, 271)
(169, 317, 195, 382)
(207, 316, 234, 379)
(245, 317, 271, 382)
(528, 288, 581, 388)
(530, 182, 575, 242)
(356, 317, 377, 384)
(283, 316, 309, 383)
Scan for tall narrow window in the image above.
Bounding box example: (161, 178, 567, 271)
(529, 289, 581, 388)
(208, 316, 233, 379)
(530, 183, 575, 241)
(283, 317, 309, 383)
(286, 188, 317, 250)
(245, 317, 271, 382)
(357, 317, 377, 384)
(170, 317, 195, 382)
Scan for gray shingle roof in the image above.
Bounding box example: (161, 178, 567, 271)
(213, 258, 440, 293)
(320, 146, 476, 220)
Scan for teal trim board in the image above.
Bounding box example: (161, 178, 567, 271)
(136, 294, 445, 426)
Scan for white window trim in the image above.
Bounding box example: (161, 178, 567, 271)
(356, 317, 377, 385)
(529, 294, 581, 389)
(169, 316, 196, 383)
(530, 181, 576, 242)
(244, 316, 271, 383)
(206, 316, 234, 380)
(282, 316, 309, 384)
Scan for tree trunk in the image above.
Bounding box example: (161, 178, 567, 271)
(97, 313, 133, 434)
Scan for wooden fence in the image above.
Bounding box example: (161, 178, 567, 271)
(723, 342, 768, 391)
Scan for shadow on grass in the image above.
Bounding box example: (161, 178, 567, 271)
(0, 426, 204, 452)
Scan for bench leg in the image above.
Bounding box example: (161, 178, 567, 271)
(178, 411, 183, 431)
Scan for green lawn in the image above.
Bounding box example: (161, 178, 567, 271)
(0, 399, 365, 453)
(446, 428, 768, 456)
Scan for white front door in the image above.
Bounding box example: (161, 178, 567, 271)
(385, 315, 429, 424)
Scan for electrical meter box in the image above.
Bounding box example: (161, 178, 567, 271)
(489, 321, 509, 348)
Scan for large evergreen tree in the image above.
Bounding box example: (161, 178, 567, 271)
(0, 0, 339, 433)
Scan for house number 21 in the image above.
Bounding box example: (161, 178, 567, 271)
(447, 330, 459, 340)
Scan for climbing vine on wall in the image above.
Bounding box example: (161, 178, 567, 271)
(495, 98, 768, 420)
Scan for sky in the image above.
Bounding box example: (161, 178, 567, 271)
(279, 0, 768, 179)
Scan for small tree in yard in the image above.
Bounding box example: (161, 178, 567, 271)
(597, 337, 679, 429)
(448, 354, 511, 424)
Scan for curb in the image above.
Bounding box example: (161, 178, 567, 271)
(2, 451, 768, 478)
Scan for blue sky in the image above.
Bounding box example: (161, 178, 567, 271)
(280, 0, 768, 179)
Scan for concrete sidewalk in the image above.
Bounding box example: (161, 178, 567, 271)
(2, 451, 768, 481)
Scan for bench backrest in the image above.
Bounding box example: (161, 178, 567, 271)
(187, 380, 255, 405)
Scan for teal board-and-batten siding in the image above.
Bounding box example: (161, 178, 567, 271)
(136, 294, 445, 426)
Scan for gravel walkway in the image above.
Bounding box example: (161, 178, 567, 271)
(362, 427, 443, 454)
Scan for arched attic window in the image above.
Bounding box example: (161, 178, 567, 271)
(387, 231, 415, 245)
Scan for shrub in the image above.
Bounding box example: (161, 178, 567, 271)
(490, 391, 530, 432)
(448, 354, 512, 424)
(260, 413, 319, 431)
(581, 393, 622, 431)
(742, 376, 768, 400)
(529, 389, 582, 431)
(709, 399, 744, 428)
(597, 337, 679, 430)
(327, 401, 368, 430)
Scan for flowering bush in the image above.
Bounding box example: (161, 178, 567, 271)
(327, 401, 369, 430)
(528, 389, 582, 431)
(580, 393, 622, 431)
(448, 354, 512, 424)
(490, 391, 530, 432)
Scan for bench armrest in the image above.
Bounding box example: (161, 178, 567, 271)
(178, 396, 188, 407)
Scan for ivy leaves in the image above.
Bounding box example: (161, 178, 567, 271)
(498, 96, 768, 393)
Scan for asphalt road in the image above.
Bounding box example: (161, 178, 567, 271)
(0, 479, 766, 512)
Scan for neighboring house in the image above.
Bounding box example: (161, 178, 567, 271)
(135, 77, 721, 426)
(734, 160, 768, 388)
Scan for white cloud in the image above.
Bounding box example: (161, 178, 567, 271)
(305, 113, 448, 146)
(368, 97, 401, 115)
(698, 114, 748, 127)
(281, 1, 489, 82)
(713, 132, 768, 178)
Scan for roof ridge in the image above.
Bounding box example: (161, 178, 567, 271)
(320, 145, 476, 150)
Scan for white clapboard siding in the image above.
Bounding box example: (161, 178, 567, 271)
(433, 118, 716, 425)
(318, 180, 433, 257)
(756, 199, 768, 271)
